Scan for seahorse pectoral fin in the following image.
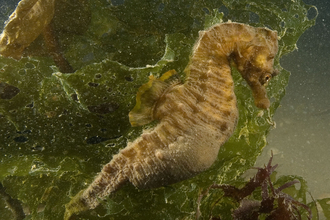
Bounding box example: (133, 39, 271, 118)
(129, 69, 178, 126)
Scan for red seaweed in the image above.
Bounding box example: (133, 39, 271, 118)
(197, 152, 312, 220)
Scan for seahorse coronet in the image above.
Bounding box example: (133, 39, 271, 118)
(64, 22, 279, 219)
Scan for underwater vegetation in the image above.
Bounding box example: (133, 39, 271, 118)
(64, 22, 279, 219)
(197, 153, 312, 220)
(0, 0, 328, 219)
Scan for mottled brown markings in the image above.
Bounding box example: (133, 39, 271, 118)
(121, 146, 137, 158)
(220, 123, 229, 132)
(198, 73, 209, 81)
(219, 108, 231, 118)
(206, 70, 228, 84)
(186, 87, 206, 104)
(176, 88, 202, 111)
(174, 105, 200, 125)
(65, 22, 279, 218)
(165, 114, 186, 132)
(194, 107, 226, 128)
(145, 133, 166, 150)
(157, 124, 174, 144)
(226, 94, 234, 102)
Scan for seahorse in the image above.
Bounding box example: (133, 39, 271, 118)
(64, 22, 278, 219)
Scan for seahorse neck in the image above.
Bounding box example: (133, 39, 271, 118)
(185, 54, 232, 85)
(185, 26, 238, 85)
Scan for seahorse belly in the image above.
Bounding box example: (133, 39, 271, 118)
(123, 76, 238, 188)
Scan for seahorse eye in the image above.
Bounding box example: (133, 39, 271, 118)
(261, 73, 272, 85)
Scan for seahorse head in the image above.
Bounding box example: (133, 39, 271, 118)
(232, 26, 279, 109)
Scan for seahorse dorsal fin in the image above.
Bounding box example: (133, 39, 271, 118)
(129, 69, 178, 127)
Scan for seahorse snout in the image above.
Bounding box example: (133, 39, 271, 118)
(255, 96, 270, 109)
(249, 81, 270, 109)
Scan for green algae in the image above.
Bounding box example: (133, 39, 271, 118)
(0, 0, 320, 219)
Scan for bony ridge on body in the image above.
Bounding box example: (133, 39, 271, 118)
(64, 22, 279, 219)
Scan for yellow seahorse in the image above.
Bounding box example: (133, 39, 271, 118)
(64, 22, 278, 219)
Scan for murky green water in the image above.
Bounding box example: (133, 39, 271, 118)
(1, 0, 327, 219)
